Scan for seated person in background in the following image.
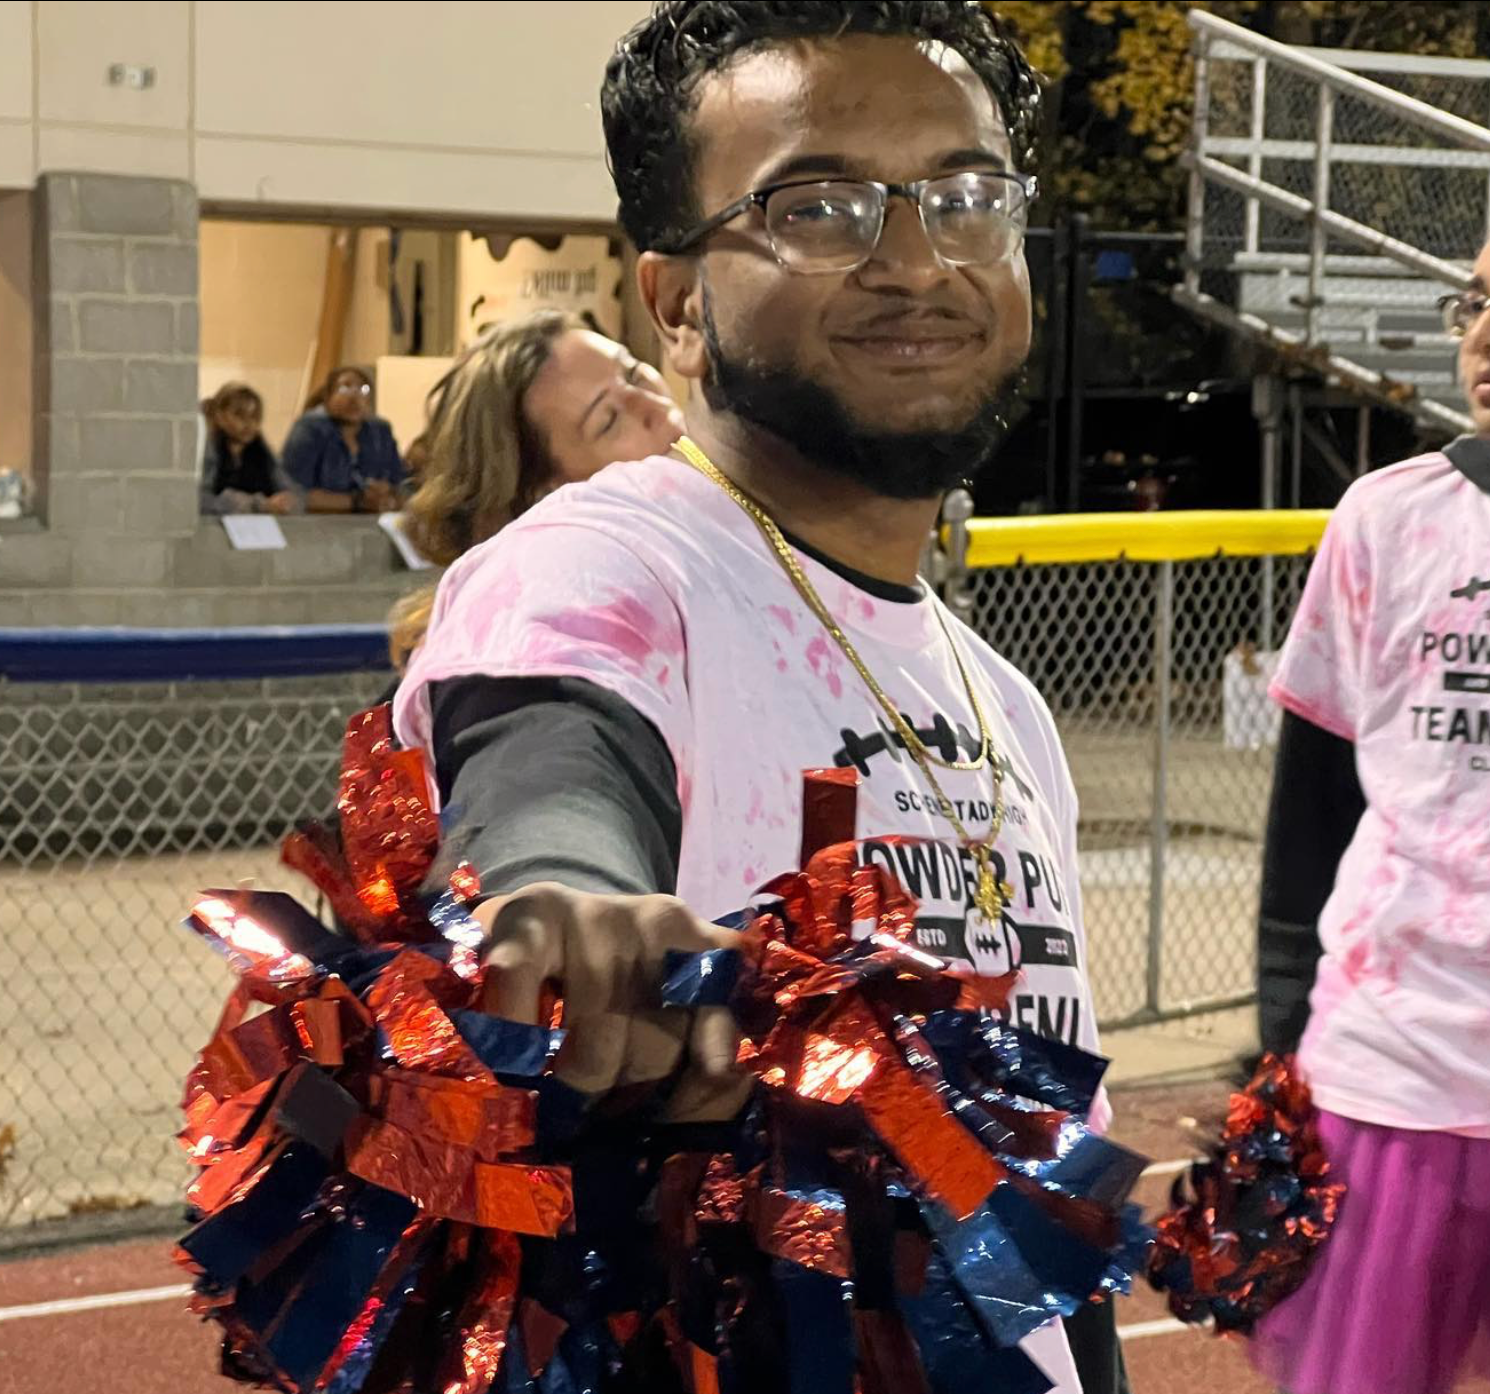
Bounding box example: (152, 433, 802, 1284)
(282, 366, 406, 514)
(387, 308, 682, 668)
(199, 381, 298, 516)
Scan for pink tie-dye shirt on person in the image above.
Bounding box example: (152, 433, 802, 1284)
(393, 453, 1107, 1393)
(1272, 449, 1490, 1133)
(394, 454, 1101, 1059)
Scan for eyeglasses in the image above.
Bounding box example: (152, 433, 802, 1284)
(664, 170, 1037, 275)
(1438, 288, 1489, 338)
(331, 381, 373, 398)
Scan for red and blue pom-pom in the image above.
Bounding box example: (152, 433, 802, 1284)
(1146, 1053, 1345, 1334)
(175, 707, 1152, 1394)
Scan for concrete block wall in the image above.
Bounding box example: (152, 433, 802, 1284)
(2, 517, 424, 627)
(0, 172, 426, 631)
(37, 172, 200, 549)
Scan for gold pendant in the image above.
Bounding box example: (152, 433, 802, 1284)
(974, 860, 1013, 922)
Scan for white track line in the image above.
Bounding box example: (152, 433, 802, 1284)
(1117, 1317, 1193, 1341)
(0, 1173, 1202, 1335)
(0, 1281, 1200, 1345)
(0, 1282, 190, 1323)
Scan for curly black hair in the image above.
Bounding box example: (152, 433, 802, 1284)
(601, 1, 1041, 253)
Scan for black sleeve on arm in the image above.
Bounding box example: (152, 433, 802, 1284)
(428, 675, 682, 898)
(1257, 709, 1366, 1056)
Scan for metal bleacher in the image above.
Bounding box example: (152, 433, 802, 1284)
(1179, 11, 1490, 440)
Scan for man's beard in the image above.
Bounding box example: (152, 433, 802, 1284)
(701, 296, 1023, 500)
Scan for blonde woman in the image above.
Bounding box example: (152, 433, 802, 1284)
(389, 310, 683, 666)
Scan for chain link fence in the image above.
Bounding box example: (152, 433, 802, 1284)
(0, 535, 1322, 1229)
(953, 519, 1317, 1027)
(0, 644, 389, 1231)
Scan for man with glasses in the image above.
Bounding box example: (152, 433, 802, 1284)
(395, 5, 1119, 1389)
(1248, 242, 1490, 1393)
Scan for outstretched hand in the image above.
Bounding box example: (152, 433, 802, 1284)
(474, 882, 750, 1123)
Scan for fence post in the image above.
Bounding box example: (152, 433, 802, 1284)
(1147, 561, 1175, 1019)
(1305, 84, 1335, 346)
(1184, 32, 1211, 300)
(1042, 219, 1071, 513)
(1288, 381, 1304, 509)
(1244, 56, 1268, 255)
(1253, 375, 1284, 651)
(1065, 213, 1091, 512)
(940, 487, 975, 623)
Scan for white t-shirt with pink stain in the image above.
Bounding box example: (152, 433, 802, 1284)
(1273, 449, 1490, 1134)
(396, 453, 1100, 1054)
(394, 454, 1104, 1392)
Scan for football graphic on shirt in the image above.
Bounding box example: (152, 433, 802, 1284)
(965, 906, 1024, 978)
(1449, 576, 1490, 601)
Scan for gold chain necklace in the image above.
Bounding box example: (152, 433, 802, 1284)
(674, 435, 1014, 922)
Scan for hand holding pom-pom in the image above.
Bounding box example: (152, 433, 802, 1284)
(473, 881, 751, 1122)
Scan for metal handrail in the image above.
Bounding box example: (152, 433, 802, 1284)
(1191, 155, 1470, 287)
(1285, 47, 1490, 80)
(1188, 11, 1490, 155)
(1203, 138, 1490, 171)
(1182, 11, 1481, 438)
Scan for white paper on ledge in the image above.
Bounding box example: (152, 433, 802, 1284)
(379, 511, 435, 570)
(221, 515, 287, 550)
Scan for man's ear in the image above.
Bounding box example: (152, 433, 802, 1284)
(637, 251, 708, 382)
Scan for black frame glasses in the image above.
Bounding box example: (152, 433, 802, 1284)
(1438, 287, 1489, 338)
(663, 170, 1038, 274)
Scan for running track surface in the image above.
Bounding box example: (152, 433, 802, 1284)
(0, 1080, 1278, 1394)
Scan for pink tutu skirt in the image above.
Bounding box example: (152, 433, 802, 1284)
(1252, 1110, 1490, 1394)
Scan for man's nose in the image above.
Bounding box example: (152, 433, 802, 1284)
(854, 196, 948, 293)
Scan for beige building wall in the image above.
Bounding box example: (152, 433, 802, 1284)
(34, 1, 193, 180)
(0, 5, 35, 188)
(0, 1, 650, 222)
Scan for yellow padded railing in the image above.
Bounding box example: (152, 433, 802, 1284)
(961, 509, 1333, 567)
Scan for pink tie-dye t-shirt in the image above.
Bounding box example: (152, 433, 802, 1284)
(394, 454, 1099, 1056)
(393, 454, 1102, 1392)
(1272, 450, 1490, 1132)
